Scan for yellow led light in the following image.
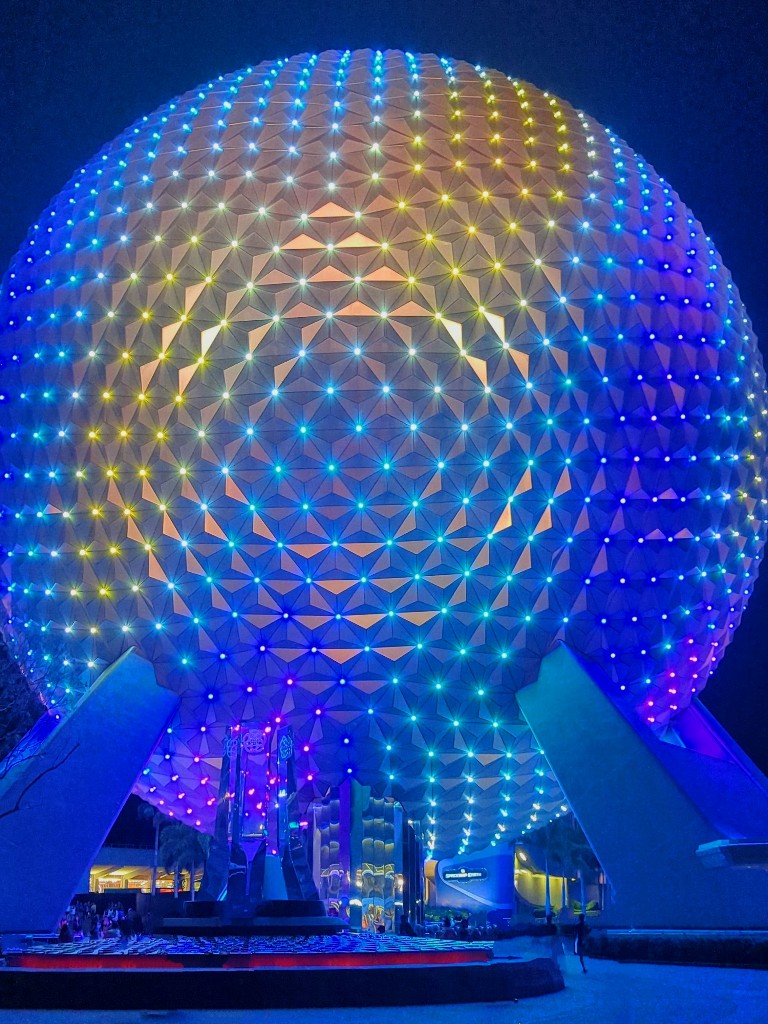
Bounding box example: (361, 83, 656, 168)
(10, 48, 759, 855)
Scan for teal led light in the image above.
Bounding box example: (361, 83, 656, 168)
(0, 49, 765, 856)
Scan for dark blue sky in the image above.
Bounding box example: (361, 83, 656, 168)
(1, 0, 766, 768)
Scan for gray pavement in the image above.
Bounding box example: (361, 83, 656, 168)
(1, 956, 767, 1023)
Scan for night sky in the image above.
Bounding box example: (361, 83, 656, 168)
(1, 0, 766, 771)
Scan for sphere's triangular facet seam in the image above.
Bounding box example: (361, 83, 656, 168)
(0, 49, 764, 858)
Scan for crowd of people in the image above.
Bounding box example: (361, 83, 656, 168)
(56, 900, 585, 968)
(433, 915, 497, 940)
(57, 901, 150, 942)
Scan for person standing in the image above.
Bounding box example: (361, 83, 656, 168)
(575, 913, 588, 973)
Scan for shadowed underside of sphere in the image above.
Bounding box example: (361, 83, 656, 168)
(1, 49, 766, 856)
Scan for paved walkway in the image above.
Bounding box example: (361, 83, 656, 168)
(1, 956, 767, 1023)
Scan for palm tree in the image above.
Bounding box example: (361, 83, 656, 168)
(158, 822, 210, 899)
(551, 816, 598, 913)
(523, 815, 599, 914)
(136, 801, 167, 895)
(523, 825, 555, 914)
(546, 820, 572, 912)
(563, 821, 599, 913)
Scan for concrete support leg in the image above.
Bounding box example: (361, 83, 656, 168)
(517, 643, 768, 928)
(0, 648, 179, 932)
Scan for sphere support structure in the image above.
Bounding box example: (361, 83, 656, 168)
(517, 644, 768, 928)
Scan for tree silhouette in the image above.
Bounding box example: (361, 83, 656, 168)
(158, 821, 210, 899)
(523, 815, 600, 913)
(0, 637, 46, 762)
(137, 800, 168, 895)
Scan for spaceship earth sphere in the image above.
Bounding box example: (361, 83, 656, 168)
(1, 49, 766, 857)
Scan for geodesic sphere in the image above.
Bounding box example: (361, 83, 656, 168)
(1, 49, 766, 855)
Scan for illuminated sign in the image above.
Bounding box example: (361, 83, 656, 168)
(443, 867, 488, 882)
